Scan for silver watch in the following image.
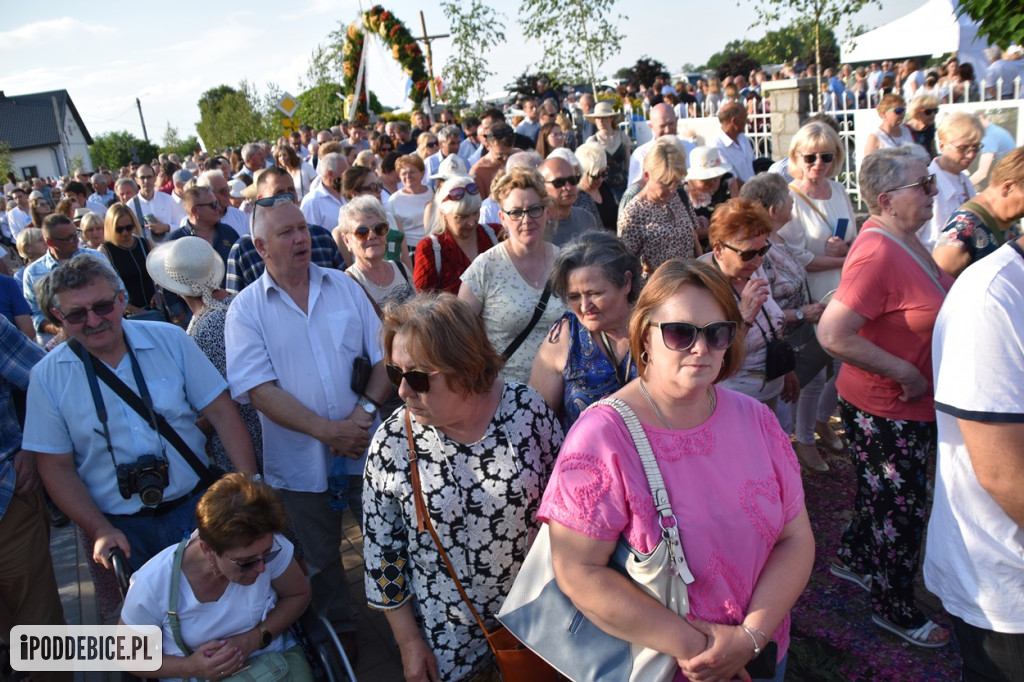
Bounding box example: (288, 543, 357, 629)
(357, 397, 377, 418)
(795, 308, 805, 321)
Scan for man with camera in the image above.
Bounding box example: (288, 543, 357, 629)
(22, 255, 257, 571)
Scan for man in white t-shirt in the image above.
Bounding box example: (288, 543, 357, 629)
(925, 236, 1024, 681)
(300, 153, 348, 234)
(712, 102, 756, 185)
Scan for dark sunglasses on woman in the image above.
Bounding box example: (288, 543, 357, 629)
(720, 240, 772, 262)
(386, 364, 441, 393)
(650, 321, 738, 351)
(352, 222, 389, 240)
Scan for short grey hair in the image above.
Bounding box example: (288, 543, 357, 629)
(241, 143, 261, 162)
(506, 150, 543, 171)
(859, 145, 931, 213)
(320, 152, 347, 179)
(114, 178, 138, 193)
(91, 172, 107, 186)
(739, 172, 790, 213)
(37, 254, 121, 326)
(550, 231, 641, 305)
(574, 142, 607, 176)
(547, 148, 581, 174)
(337, 195, 387, 234)
(196, 170, 224, 189)
(438, 125, 461, 143)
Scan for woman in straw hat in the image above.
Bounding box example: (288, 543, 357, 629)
(584, 100, 630, 198)
(147, 236, 262, 473)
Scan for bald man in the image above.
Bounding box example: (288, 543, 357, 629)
(627, 103, 695, 186)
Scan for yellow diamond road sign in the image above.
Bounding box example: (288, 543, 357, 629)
(277, 94, 299, 117)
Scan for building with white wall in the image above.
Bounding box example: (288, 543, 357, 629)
(0, 90, 94, 180)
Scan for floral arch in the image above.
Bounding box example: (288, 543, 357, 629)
(342, 5, 430, 123)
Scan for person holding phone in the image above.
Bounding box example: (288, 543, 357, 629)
(777, 122, 858, 459)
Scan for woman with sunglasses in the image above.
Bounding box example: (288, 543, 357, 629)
(414, 175, 498, 294)
(535, 121, 566, 160)
(918, 112, 983, 253)
(700, 198, 796, 407)
(575, 142, 619, 230)
(905, 95, 940, 158)
(416, 132, 440, 163)
(28, 190, 52, 229)
(933, 146, 1024, 278)
(817, 146, 952, 649)
(98, 202, 158, 316)
(387, 155, 432, 254)
(863, 94, 915, 158)
(120, 473, 314, 681)
(617, 139, 701, 280)
(777, 122, 858, 458)
(539, 258, 814, 682)
(338, 165, 414, 275)
(338, 196, 414, 309)
(362, 293, 562, 682)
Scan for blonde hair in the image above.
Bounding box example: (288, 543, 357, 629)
(788, 122, 844, 180)
(642, 139, 687, 185)
(936, 111, 983, 145)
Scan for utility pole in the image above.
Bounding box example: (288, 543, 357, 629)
(136, 97, 149, 142)
(416, 11, 449, 123)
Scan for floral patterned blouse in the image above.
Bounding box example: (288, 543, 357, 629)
(362, 383, 563, 681)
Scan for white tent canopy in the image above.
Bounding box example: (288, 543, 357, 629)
(841, 0, 990, 73)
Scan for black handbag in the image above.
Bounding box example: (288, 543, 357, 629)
(751, 313, 795, 381)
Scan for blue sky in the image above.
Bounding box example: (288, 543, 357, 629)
(0, 0, 926, 146)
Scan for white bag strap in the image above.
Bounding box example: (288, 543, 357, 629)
(593, 398, 695, 583)
(430, 234, 442, 279)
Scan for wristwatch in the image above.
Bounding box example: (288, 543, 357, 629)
(795, 308, 805, 321)
(256, 622, 272, 650)
(357, 396, 377, 418)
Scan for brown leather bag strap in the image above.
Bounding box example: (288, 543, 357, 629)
(404, 410, 492, 636)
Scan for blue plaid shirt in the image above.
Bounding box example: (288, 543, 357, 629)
(225, 224, 344, 293)
(0, 316, 45, 520)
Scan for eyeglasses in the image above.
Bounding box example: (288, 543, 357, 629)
(54, 296, 119, 324)
(923, 108, 939, 116)
(720, 240, 772, 261)
(443, 183, 479, 202)
(888, 107, 906, 116)
(352, 222, 389, 240)
(254, 192, 296, 208)
(502, 204, 546, 222)
(358, 182, 383, 193)
(425, 141, 439, 148)
(590, 170, 608, 179)
(884, 174, 936, 195)
(547, 175, 581, 189)
(227, 542, 283, 573)
(650, 321, 738, 352)
(386, 364, 441, 393)
(801, 152, 835, 164)
(114, 223, 135, 234)
(951, 142, 981, 154)
(193, 200, 220, 210)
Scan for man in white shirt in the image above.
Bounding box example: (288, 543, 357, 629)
(6, 188, 32, 237)
(627, 103, 694, 186)
(925, 235, 1024, 681)
(712, 101, 756, 185)
(300, 153, 348, 234)
(88, 173, 116, 208)
(225, 197, 390, 655)
(132, 164, 176, 240)
(168, 168, 192, 227)
(457, 116, 481, 162)
(515, 98, 541, 143)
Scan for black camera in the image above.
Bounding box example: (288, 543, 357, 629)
(116, 455, 170, 507)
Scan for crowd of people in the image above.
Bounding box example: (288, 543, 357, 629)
(1, 55, 1024, 682)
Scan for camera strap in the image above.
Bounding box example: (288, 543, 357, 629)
(67, 338, 217, 487)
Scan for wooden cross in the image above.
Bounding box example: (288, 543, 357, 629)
(415, 11, 449, 122)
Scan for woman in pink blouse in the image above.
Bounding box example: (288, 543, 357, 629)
(539, 259, 814, 681)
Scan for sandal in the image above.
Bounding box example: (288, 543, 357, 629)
(871, 615, 950, 648)
(829, 560, 872, 592)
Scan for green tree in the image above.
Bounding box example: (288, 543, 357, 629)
(196, 81, 273, 152)
(617, 56, 669, 90)
(159, 123, 199, 158)
(296, 82, 345, 130)
(519, 0, 626, 95)
(708, 50, 762, 81)
(441, 0, 506, 105)
(90, 131, 159, 169)
(745, 0, 880, 104)
(0, 142, 14, 181)
(955, 0, 1024, 50)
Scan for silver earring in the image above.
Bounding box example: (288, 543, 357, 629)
(640, 350, 650, 363)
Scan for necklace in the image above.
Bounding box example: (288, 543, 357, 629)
(638, 379, 716, 430)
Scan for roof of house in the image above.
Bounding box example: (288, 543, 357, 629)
(0, 89, 94, 151)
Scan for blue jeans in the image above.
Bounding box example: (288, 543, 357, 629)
(103, 487, 203, 571)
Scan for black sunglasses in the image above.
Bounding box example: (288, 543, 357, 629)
(228, 541, 283, 573)
(115, 224, 135, 234)
(548, 175, 581, 189)
(193, 200, 220, 210)
(254, 192, 296, 208)
(801, 152, 835, 164)
(359, 183, 383, 193)
(352, 222, 389, 240)
(720, 240, 772, 261)
(590, 170, 608, 179)
(55, 296, 118, 324)
(386, 364, 441, 393)
(650, 321, 738, 352)
(923, 108, 939, 115)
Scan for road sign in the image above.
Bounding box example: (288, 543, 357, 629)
(277, 93, 299, 117)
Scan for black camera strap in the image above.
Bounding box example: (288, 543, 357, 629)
(67, 338, 217, 487)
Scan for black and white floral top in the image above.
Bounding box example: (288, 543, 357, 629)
(362, 382, 563, 682)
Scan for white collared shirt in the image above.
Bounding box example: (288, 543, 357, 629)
(712, 129, 756, 182)
(299, 183, 346, 232)
(225, 264, 382, 492)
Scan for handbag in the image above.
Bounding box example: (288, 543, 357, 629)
(784, 279, 831, 388)
(167, 539, 290, 682)
(404, 411, 560, 682)
(750, 313, 795, 381)
(497, 398, 695, 682)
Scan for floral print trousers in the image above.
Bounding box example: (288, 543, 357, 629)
(836, 399, 936, 627)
